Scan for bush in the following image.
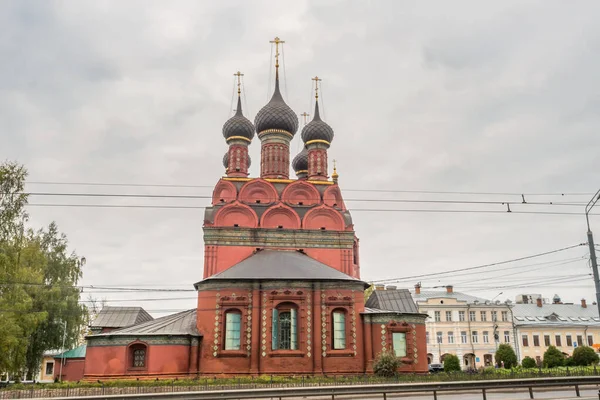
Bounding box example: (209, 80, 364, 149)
(543, 345, 564, 368)
(521, 356, 537, 368)
(572, 346, 600, 366)
(443, 354, 461, 372)
(373, 350, 402, 377)
(564, 356, 575, 366)
(495, 344, 517, 369)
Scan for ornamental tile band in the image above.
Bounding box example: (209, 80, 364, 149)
(321, 290, 327, 358)
(261, 292, 267, 357)
(307, 293, 312, 357)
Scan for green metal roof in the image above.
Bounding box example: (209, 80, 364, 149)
(55, 344, 86, 359)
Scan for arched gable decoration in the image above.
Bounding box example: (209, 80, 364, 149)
(212, 179, 237, 205)
(281, 180, 321, 206)
(303, 204, 345, 231)
(238, 179, 278, 205)
(214, 201, 259, 228)
(260, 203, 301, 229)
(323, 185, 346, 210)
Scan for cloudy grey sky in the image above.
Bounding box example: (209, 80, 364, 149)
(2, 0, 600, 315)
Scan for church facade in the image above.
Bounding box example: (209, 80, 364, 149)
(82, 40, 427, 380)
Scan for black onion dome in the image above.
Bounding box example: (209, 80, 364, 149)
(223, 96, 255, 141)
(292, 147, 308, 173)
(301, 100, 334, 144)
(223, 151, 251, 169)
(254, 75, 299, 136)
(222, 152, 229, 168)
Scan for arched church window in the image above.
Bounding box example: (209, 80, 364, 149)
(332, 310, 347, 349)
(129, 344, 147, 368)
(272, 304, 298, 350)
(224, 311, 242, 350)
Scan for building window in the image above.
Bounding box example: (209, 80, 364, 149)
(392, 332, 407, 357)
(480, 311, 487, 322)
(426, 331, 430, 344)
(588, 335, 594, 346)
(446, 311, 452, 321)
(522, 335, 529, 347)
(448, 331, 454, 344)
(130, 344, 147, 368)
(544, 335, 551, 347)
(504, 331, 510, 343)
(436, 332, 443, 344)
(435, 311, 441, 322)
(461, 331, 467, 344)
(472, 331, 478, 344)
(555, 335, 562, 347)
(566, 335, 573, 347)
(491, 311, 497, 322)
(469, 311, 476, 322)
(224, 311, 242, 350)
(45, 362, 54, 376)
(501, 311, 508, 322)
(483, 331, 489, 344)
(533, 335, 540, 347)
(577, 335, 583, 347)
(332, 311, 346, 349)
(272, 305, 298, 350)
(459, 311, 465, 322)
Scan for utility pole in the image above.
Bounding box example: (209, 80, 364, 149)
(585, 189, 600, 317)
(59, 321, 67, 382)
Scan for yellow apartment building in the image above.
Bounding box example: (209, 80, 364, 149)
(412, 285, 515, 369)
(513, 295, 600, 364)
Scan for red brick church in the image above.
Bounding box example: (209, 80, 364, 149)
(82, 40, 427, 380)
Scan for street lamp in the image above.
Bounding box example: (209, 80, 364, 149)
(491, 292, 504, 302)
(585, 189, 600, 316)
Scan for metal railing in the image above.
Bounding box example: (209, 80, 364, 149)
(1, 368, 599, 399)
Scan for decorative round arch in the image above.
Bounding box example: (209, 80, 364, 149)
(281, 180, 321, 206)
(238, 179, 278, 205)
(323, 185, 346, 210)
(212, 179, 237, 205)
(214, 201, 258, 228)
(260, 203, 301, 229)
(302, 205, 345, 231)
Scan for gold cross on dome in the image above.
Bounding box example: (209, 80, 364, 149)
(312, 76, 322, 100)
(300, 112, 310, 125)
(269, 37, 285, 68)
(233, 71, 244, 95)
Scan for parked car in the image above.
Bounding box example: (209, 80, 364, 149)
(428, 363, 444, 373)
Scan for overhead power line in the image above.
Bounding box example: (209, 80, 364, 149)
(17, 191, 588, 207)
(24, 203, 600, 217)
(25, 181, 594, 197)
(371, 243, 587, 284)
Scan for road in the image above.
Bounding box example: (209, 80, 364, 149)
(248, 386, 600, 400)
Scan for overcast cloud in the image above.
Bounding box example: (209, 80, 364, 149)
(2, 0, 600, 315)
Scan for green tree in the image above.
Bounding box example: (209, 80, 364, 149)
(494, 344, 517, 369)
(373, 350, 402, 377)
(364, 283, 374, 303)
(521, 356, 536, 368)
(0, 161, 43, 376)
(572, 346, 600, 366)
(443, 354, 461, 372)
(0, 161, 86, 379)
(543, 345, 564, 368)
(23, 223, 87, 379)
